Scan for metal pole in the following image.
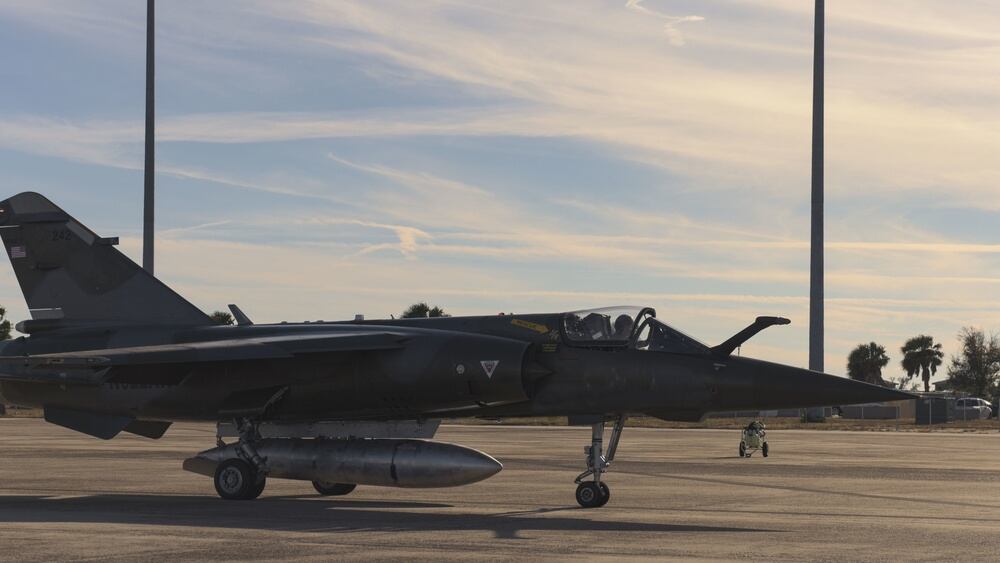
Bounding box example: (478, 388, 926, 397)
(142, 0, 155, 274)
(806, 0, 825, 422)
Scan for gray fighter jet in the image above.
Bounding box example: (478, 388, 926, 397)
(0, 192, 910, 507)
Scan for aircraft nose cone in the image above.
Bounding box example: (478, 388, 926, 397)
(722, 358, 915, 411)
(772, 363, 914, 408)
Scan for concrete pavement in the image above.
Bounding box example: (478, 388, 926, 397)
(1, 419, 998, 561)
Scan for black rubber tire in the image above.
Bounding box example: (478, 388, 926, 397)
(312, 481, 357, 496)
(246, 476, 267, 500)
(762, 442, 769, 458)
(214, 459, 259, 500)
(739, 442, 747, 458)
(596, 482, 611, 507)
(575, 482, 607, 509)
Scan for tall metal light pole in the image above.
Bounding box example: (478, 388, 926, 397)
(807, 0, 825, 420)
(142, 0, 155, 274)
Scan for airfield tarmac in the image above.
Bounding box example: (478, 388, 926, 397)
(1, 419, 998, 561)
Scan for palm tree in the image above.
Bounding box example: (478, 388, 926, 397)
(210, 311, 235, 325)
(847, 342, 890, 387)
(901, 335, 944, 392)
(401, 303, 448, 319)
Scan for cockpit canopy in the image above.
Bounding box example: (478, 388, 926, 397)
(563, 306, 642, 342)
(562, 306, 709, 355)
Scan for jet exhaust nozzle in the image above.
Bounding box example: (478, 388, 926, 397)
(183, 438, 502, 488)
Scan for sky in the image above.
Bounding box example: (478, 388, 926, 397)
(1, 0, 998, 384)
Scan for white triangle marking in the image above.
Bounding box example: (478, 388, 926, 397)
(480, 360, 499, 379)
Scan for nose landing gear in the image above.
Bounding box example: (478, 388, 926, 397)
(574, 415, 625, 508)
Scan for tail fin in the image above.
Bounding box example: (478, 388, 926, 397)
(0, 192, 211, 326)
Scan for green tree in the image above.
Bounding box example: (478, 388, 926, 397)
(847, 342, 891, 387)
(0, 305, 11, 340)
(210, 310, 235, 325)
(900, 335, 944, 393)
(401, 302, 448, 319)
(946, 327, 1000, 398)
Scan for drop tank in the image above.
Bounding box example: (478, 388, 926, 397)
(183, 438, 502, 488)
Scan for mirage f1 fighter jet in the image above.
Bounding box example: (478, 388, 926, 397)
(0, 192, 911, 508)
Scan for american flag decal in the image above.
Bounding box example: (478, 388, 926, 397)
(9, 246, 26, 259)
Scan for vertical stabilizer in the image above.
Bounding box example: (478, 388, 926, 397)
(0, 192, 211, 326)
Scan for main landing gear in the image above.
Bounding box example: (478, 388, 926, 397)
(214, 417, 268, 500)
(209, 418, 361, 501)
(574, 415, 625, 508)
(312, 481, 357, 496)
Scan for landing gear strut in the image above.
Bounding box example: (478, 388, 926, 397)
(214, 417, 268, 500)
(574, 415, 625, 508)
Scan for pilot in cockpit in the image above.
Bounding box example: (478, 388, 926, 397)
(612, 314, 634, 340)
(580, 313, 608, 339)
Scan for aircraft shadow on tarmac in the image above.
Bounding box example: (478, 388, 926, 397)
(0, 494, 768, 539)
(627, 471, 1000, 511)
